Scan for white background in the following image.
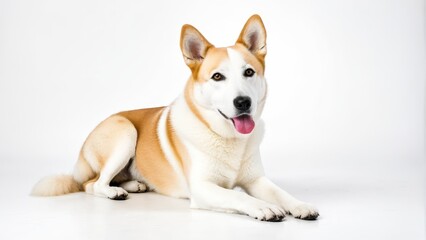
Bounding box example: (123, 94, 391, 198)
(0, 0, 424, 239)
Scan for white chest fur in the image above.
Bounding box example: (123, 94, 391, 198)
(185, 133, 248, 189)
(170, 95, 259, 190)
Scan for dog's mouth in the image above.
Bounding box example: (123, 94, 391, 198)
(218, 110, 255, 134)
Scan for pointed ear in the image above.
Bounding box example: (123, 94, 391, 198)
(180, 24, 213, 71)
(236, 14, 267, 60)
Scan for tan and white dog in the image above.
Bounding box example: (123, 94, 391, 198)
(32, 15, 319, 221)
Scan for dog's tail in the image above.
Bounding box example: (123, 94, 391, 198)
(31, 153, 96, 196)
(31, 174, 81, 196)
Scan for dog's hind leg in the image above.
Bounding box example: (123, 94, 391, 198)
(91, 146, 134, 200)
(80, 115, 137, 200)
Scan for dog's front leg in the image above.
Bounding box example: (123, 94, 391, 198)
(243, 177, 319, 220)
(190, 181, 286, 222)
(239, 152, 319, 220)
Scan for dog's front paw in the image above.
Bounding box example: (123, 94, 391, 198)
(288, 202, 319, 220)
(245, 202, 286, 222)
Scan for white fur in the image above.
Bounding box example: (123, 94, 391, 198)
(31, 174, 80, 196)
(194, 48, 266, 123)
(157, 106, 189, 198)
(239, 159, 319, 219)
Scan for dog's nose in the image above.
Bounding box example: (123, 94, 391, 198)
(233, 96, 252, 112)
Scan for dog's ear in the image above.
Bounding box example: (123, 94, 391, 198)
(180, 24, 213, 71)
(236, 14, 267, 60)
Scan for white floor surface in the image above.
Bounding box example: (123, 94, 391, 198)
(0, 157, 424, 240)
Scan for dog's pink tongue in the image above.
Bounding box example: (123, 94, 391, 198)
(232, 115, 255, 134)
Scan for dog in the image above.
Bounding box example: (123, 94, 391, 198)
(32, 15, 319, 221)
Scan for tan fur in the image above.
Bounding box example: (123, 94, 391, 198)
(180, 24, 214, 77)
(117, 107, 182, 195)
(73, 150, 96, 184)
(197, 47, 229, 81)
(165, 113, 183, 170)
(184, 80, 211, 129)
(236, 14, 267, 65)
(80, 115, 136, 170)
(231, 44, 265, 76)
(166, 111, 190, 178)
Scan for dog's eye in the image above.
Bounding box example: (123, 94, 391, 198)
(244, 68, 255, 77)
(211, 72, 226, 81)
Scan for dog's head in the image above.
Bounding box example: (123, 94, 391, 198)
(180, 15, 267, 138)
